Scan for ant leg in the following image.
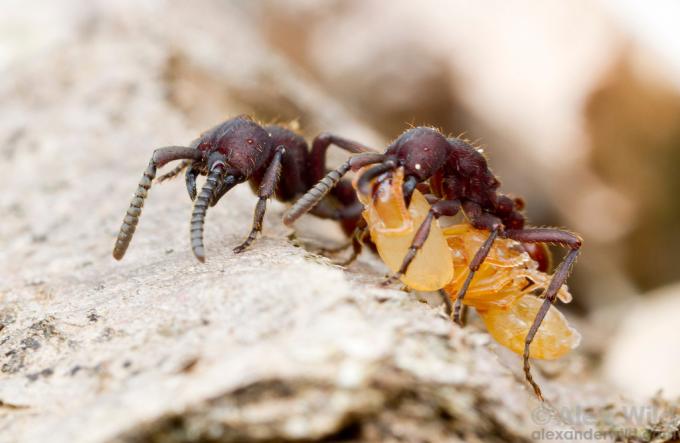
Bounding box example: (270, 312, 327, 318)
(308, 132, 376, 183)
(402, 176, 419, 207)
(283, 152, 385, 226)
(382, 199, 461, 286)
(302, 199, 363, 255)
(437, 289, 453, 316)
(185, 164, 199, 201)
(113, 147, 203, 260)
(355, 161, 399, 195)
(303, 199, 364, 254)
(460, 303, 469, 324)
(209, 171, 239, 207)
(157, 160, 191, 183)
(190, 166, 236, 262)
(315, 223, 367, 264)
(316, 239, 353, 255)
(309, 198, 364, 221)
(452, 202, 503, 325)
(452, 226, 500, 325)
(504, 228, 582, 400)
(338, 218, 369, 266)
(233, 146, 286, 253)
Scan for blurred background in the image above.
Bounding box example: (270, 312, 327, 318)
(1, 0, 679, 401)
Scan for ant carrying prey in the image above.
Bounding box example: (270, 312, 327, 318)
(283, 126, 582, 400)
(113, 115, 378, 262)
(354, 167, 580, 387)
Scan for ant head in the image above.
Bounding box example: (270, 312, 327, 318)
(356, 128, 449, 196)
(215, 116, 271, 152)
(386, 127, 449, 181)
(199, 116, 273, 177)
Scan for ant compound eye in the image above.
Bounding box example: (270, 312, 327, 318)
(247, 139, 254, 145)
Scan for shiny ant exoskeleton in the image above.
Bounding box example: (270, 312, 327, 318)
(283, 126, 582, 399)
(113, 115, 378, 262)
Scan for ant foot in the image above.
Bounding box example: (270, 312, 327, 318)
(381, 274, 401, 287)
(335, 252, 359, 267)
(233, 241, 252, 254)
(452, 303, 466, 327)
(437, 289, 453, 317)
(317, 241, 353, 255)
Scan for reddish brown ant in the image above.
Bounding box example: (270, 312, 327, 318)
(113, 115, 381, 262)
(283, 126, 582, 400)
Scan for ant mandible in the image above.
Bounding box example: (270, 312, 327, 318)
(283, 126, 582, 400)
(113, 115, 381, 262)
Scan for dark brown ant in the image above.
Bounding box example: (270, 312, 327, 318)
(283, 126, 582, 400)
(113, 115, 380, 262)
